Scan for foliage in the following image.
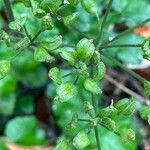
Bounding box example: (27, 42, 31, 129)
(0, 0, 150, 149)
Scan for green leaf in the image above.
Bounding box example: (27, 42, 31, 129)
(63, 12, 79, 26)
(0, 60, 10, 79)
(93, 61, 106, 81)
(56, 83, 76, 102)
(60, 47, 75, 65)
(121, 129, 135, 143)
(140, 106, 150, 124)
(0, 140, 8, 150)
(81, 0, 97, 14)
(114, 98, 136, 116)
(75, 38, 95, 61)
(144, 80, 150, 96)
(0, 94, 16, 116)
(34, 47, 55, 63)
(68, 0, 79, 6)
(5, 116, 45, 145)
(100, 118, 116, 131)
(84, 78, 102, 94)
(142, 39, 150, 61)
(55, 138, 69, 150)
(41, 35, 62, 51)
(41, 14, 54, 31)
(16, 95, 35, 114)
(40, 0, 62, 13)
(9, 17, 27, 31)
(48, 67, 62, 84)
(73, 130, 90, 149)
(0, 75, 17, 96)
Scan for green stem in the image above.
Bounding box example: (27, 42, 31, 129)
(62, 72, 72, 78)
(3, 0, 14, 21)
(94, 126, 101, 150)
(96, 0, 113, 48)
(30, 30, 41, 43)
(100, 17, 150, 47)
(101, 51, 145, 82)
(100, 43, 141, 49)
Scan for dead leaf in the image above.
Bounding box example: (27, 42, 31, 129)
(134, 25, 150, 38)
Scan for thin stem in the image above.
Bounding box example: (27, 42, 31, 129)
(23, 25, 32, 41)
(100, 43, 141, 49)
(70, 26, 91, 39)
(62, 72, 72, 78)
(100, 17, 150, 47)
(30, 30, 41, 43)
(96, 0, 113, 48)
(78, 119, 90, 122)
(105, 74, 149, 105)
(94, 126, 101, 150)
(3, 0, 14, 21)
(101, 51, 145, 82)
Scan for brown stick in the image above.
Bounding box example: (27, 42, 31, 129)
(104, 75, 150, 105)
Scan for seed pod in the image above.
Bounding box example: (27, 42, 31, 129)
(0, 30, 11, 46)
(142, 39, 150, 61)
(41, 14, 54, 31)
(55, 138, 69, 150)
(60, 47, 75, 65)
(75, 38, 95, 61)
(93, 61, 106, 81)
(73, 130, 90, 149)
(41, 35, 62, 51)
(17, 0, 31, 7)
(34, 47, 55, 63)
(9, 17, 27, 32)
(140, 106, 150, 124)
(100, 118, 116, 131)
(98, 106, 118, 118)
(48, 67, 62, 85)
(114, 98, 136, 116)
(0, 60, 11, 79)
(68, 0, 79, 6)
(63, 12, 79, 26)
(93, 51, 101, 65)
(33, 8, 46, 18)
(121, 129, 135, 143)
(40, 0, 62, 13)
(56, 83, 76, 102)
(15, 37, 30, 50)
(84, 78, 102, 94)
(83, 101, 94, 113)
(81, 0, 97, 14)
(74, 62, 89, 77)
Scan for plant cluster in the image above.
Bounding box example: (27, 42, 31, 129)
(0, 0, 150, 150)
